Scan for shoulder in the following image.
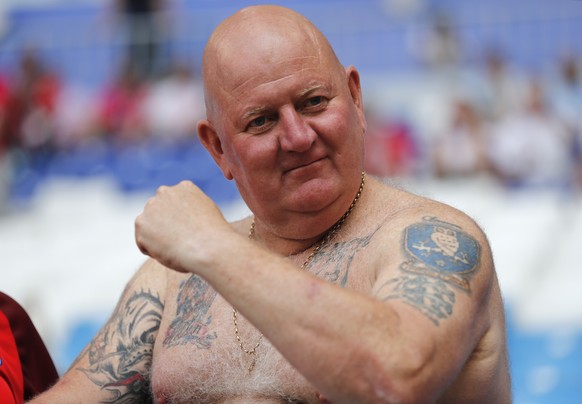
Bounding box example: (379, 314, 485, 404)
(366, 177, 494, 292)
(365, 180, 500, 334)
(133, 258, 170, 288)
(369, 177, 490, 250)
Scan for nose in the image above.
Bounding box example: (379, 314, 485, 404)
(278, 106, 317, 152)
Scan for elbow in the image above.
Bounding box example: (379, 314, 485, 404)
(343, 342, 439, 403)
(377, 355, 438, 403)
(369, 380, 436, 404)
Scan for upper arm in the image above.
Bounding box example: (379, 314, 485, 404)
(371, 213, 495, 396)
(28, 259, 167, 403)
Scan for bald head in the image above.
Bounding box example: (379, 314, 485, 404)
(201, 5, 344, 121)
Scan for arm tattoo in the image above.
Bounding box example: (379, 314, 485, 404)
(378, 216, 481, 326)
(74, 289, 163, 403)
(163, 275, 218, 348)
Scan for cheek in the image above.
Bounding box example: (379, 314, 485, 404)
(228, 136, 278, 172)
(316, 106, 364, 148)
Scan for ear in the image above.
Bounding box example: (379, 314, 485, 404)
(345, 66, 367, 133)
(197, 119, 234, 180)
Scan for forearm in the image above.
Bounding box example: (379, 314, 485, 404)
(26, 382, 91, 404)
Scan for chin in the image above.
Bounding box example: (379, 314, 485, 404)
(289, 180, 341, 214)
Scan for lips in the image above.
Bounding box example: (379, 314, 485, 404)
(282, 156, 326, 175)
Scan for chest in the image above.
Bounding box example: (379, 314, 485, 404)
(150, 288, 320, 403)
(150, 238, 377, 403)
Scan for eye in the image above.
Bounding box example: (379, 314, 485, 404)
(303, 96, 328, 112)
(306, 96, 324, 107)
(246, 114, 276, 133)
(249, 116, 268, 128)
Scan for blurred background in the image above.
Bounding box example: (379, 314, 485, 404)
(0, 0, 581, 402)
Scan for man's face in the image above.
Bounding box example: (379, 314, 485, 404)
(202, 23, 366, 232)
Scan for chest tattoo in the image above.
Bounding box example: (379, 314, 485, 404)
(310, 232, 375, 286)
(163, 275, 218, 348)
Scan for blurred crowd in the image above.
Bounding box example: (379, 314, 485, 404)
(364, 12, 582, 193)
(0, 46, 204, 208)
(0, 47, 203, 152)
(0, 4, 581, 213)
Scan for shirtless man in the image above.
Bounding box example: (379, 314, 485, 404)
(29, 5, 510, 403)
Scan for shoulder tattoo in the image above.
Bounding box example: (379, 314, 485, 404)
(74, 289, 164, 403)
(378, 216, 481, 326)
(163, 274, 218, 348)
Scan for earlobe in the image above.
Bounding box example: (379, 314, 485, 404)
(197, 119, 234, 180)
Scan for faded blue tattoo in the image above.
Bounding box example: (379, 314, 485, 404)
(381, 274, 455, 326)
(163, 275, 218, 348)
(311, 233, 376, 286)
(379, 217, 481, 325)
(402, 216, 480, 290)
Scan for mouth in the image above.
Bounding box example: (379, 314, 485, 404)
(283, 157, 326, 176)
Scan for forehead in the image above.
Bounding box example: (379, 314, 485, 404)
(204, 9, 343, 122)
(214, 23, 328, 91)
(228, 55, 327, 100)
(211, 42, 339, 121)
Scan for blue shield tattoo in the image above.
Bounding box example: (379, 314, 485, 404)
(402, 218, 480, 290)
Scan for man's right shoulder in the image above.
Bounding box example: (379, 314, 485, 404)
(134, 257, 168, 278)
(124, 258, 170, 300)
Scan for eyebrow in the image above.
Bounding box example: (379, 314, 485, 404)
(239, 83, 329, 124)
(240, 106, 271, 123)
(297, 83, 327, 98)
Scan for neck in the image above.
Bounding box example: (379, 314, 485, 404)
(250, 172, 366, 256)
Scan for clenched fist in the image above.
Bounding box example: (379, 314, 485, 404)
(135, 181, 232, 273)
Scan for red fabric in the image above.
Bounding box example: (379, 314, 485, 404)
(0, 75, 10, 154)
(0, 76, 9, 109)
(0, 311, 24, 404)
(0, 293, 58, 400)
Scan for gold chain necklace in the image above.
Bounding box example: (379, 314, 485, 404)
(232, 171, 366, 373)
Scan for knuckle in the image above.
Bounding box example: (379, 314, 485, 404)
(156, 185, 168, 195)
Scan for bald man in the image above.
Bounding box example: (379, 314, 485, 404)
(29, 5, 510, 403)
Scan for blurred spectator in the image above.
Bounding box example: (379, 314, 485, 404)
(549, 55, 582, 187)
(0, 74, 11, 138)
(0, 2, 9, 41)
(488, 79, 574, 189)
(414, 11, 461, 77)
(1, 48, 61, 170)
(142, 62, 202, 141)
(433, 98, 489, 178)
(97, 60, 148, 144)
(52, 84, 100, 150)
(477, 48, 528, 123)
(114, 0, 168, 81)
(364, 109, 418, 178)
